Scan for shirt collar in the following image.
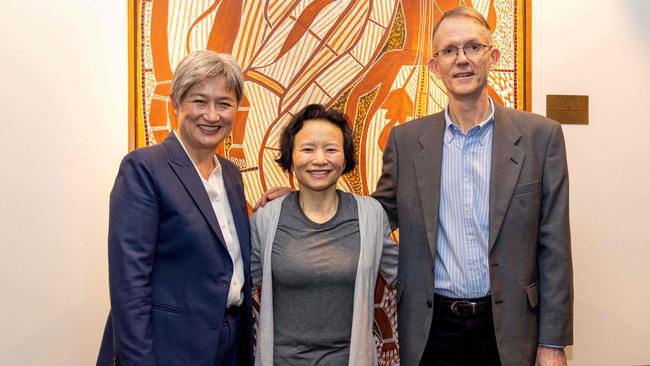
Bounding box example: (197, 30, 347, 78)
(444, 98, 495, 145)
(173, 131, 221, 179)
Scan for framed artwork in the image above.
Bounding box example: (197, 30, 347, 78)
(128, 1, 530, 363)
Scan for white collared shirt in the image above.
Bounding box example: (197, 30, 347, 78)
(175, 132, 245, 307)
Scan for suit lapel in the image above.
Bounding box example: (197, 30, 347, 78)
(489, 105, 524, 251)
(413, 113, 445, 259)
(163, 134, 227, 247)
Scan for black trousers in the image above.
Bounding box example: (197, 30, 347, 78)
(214, 306, 248, 366)
(419, 295, 501, 366)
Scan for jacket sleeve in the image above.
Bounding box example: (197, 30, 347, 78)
(378, 207, 398, 286)
(372, 129, 399, 230)
(107, 152, 159, 365)
(537, 123, 574, 346)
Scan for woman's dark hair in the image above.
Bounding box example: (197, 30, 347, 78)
(275, 104, 355, 174)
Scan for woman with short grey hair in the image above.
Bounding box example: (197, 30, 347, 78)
(97, 50, 253, 366)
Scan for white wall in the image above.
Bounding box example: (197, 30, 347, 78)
(532, 0, 650, 365)
(0, 1, 126, 365)
(0, 1, 648, 365)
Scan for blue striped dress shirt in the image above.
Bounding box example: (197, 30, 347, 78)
(434, 99, 495, 299)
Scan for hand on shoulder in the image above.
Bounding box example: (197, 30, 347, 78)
(253, 187, 293, 211)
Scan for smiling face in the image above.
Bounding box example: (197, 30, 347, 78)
(429, 16, 500, 103)
(172, 76, 238, 156)
(291, 119, 346, 194)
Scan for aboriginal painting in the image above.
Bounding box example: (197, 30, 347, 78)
(129, 1, 530, 364)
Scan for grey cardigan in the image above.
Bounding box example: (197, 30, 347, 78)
(251, 194, 398, 366)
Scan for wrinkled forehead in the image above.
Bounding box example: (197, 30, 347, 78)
(433, 16, 492, 48)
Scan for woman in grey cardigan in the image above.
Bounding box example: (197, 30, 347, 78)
(251, 104, 398, 366)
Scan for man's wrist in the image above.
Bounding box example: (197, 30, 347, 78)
(539, 344, 565, 349)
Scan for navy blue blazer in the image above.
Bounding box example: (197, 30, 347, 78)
(97, 133, 252, 366)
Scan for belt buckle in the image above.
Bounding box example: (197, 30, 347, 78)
(450, 300, 476, 316)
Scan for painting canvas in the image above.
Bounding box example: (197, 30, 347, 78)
(128, 1, 530, 363)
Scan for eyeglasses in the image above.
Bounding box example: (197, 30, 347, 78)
(433, 43, 492, 62)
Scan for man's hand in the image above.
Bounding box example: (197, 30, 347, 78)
(535, 346, 567, 366)
(253, 187, 293, 211)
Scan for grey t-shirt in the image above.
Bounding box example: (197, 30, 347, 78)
(271, 190, 360, 365)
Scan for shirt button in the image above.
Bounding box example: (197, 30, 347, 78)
(426, 300, 433, 308)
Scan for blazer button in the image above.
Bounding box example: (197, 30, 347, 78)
(426, 299, 433, 308)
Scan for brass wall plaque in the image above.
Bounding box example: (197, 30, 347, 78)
(546, 95, 589, 124)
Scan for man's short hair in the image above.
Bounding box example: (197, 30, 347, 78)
(171, 51, 244, 104)
(432, 7, 492, 41)
(275, 104, 355, 174)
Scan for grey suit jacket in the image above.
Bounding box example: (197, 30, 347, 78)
(373, 103, 573, 366)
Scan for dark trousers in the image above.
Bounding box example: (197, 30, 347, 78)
(419, 295, 501, 366)
(214, 306, 247, 366)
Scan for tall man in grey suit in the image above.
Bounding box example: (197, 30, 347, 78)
(372, 7, 573, 366)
